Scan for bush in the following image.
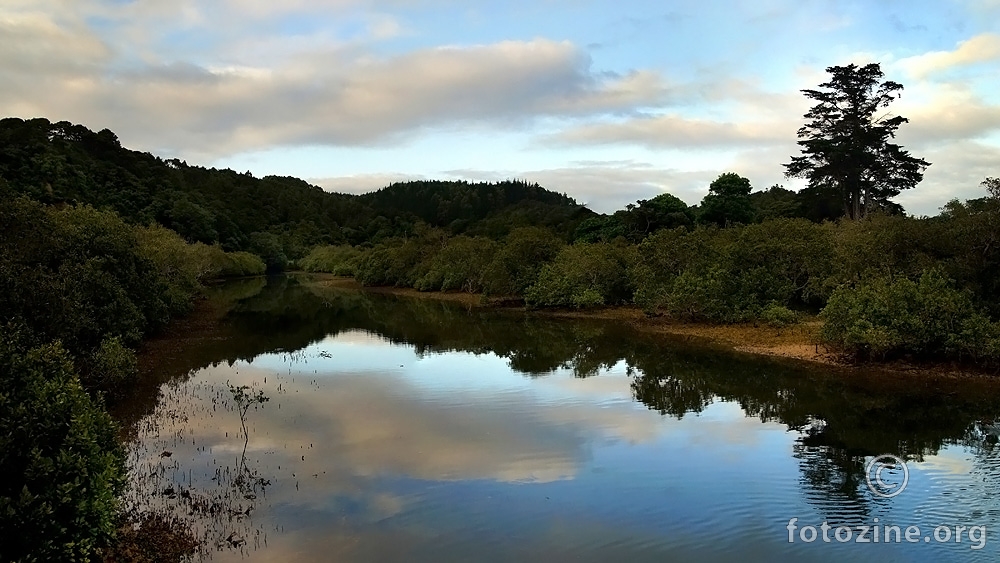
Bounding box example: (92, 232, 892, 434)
(355, 239, 425, 287)
(413, 236, 498, 292)
(729, 219, 834, 306)
(217, 250, 266, 277)
(630, 227, 717, 313)
(820, 269, 1000, 363)
(481, 227, 564, 297)
(135, 224, 203, 313)
(84, 336, 138, 399)
(248, 232, 288, 272)
(525, 242, 636, 308)
(299, 245, 363, 276)
(823, 215, 940, 294)
(661, 267, 732, 321)
(0, 199, 170, 354)
(760, 303, 799, 328)
(629, 221, 825, 323)
(0, 327, 125, 562)
(136, 225, 265, 315)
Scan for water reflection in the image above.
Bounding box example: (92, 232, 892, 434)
(122, 275, 1000, 562)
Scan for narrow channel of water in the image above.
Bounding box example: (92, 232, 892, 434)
(120, 275, 1000, 562)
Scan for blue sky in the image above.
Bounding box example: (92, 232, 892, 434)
(2, 0, 999, 214)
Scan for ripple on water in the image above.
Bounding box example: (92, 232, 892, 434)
(122, 292, 1000, 562)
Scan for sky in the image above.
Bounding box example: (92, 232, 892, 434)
(2, 0, 999, 215)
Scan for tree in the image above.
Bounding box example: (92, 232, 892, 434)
(627, 193, 694, 235)
(784, 63, 929, 220)
(750, 185, 801, 221)
(984, 177, 1000, 200)
(698, 172, 754, 226)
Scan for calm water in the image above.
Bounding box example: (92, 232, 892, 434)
(121, 275, 1000, 562)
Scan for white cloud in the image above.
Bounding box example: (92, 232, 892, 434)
(0, 11, 110, 73)
(893, 84, 1000, 145)
(311, 172, 427, 194)
(0, 14, 670, 158)
(896, 141, 1000, 215)
(896, 33, 1000, 78)
(545, 75, 807, 151)
(549, 114, 791, 149)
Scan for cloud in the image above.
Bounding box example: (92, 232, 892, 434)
(311, 172, 427, 195)
(0, 15, 669, 158)
(895, 140, 1000, 214)
(896, 33, 1000, 78)
(549, 114, 790, 149)
(896, 87, 1000, 145)
(0, 11, 110, 73)
(544, 76, 807, 151)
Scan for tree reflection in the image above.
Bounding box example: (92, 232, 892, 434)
(122, 274, 1000, 528)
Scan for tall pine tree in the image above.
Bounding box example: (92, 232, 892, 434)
(784, 63, 929, 220)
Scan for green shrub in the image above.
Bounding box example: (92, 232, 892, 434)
(248, 232, 288, 272)
(218, 250, 266, 277)
(760, 303, 799, 328)
(629, 221, 824, 323)
(355, 239, 426, 287)
(823, 215, 940, 294)
(630, 228, 712, 313)
(820, 269, 1000, 363)
(0, 199, 170, 354)
(413, 236, 498, 292)
(299, 245, 363, 276)
(525, 242, 636, 308)
(0, 327, 125, 562)
(729, 218, 834, 306)
(662, 267, 731, 321)
(84, 336, 138, 399)
(481, 227, 564, 297)
(135, 224, 202, 313)
(136, 225, 265, 315)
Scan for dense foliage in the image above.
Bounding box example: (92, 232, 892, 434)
(821, 270, 1000, 362)
(0, 118, 593, 262)
(302, 179, 1000, 365)
(0, 328, 124, 563)
(0, 186, 264, 560)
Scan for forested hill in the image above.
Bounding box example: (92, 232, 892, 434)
(0, 117, 594, 258)
(357, 180, 591, 238)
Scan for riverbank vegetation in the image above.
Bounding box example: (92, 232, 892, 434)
(0, 187, 263, 561)
(306, 186, 1000, 369)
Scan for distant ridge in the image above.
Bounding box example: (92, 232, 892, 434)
(0, 117, 596, 255)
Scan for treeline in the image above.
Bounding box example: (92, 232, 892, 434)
(302, 177, 1000, 366)
(0, 118, 594, 270)
(0, 185, 262, 561)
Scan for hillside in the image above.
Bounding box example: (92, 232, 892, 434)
(0, 118, 595, 260)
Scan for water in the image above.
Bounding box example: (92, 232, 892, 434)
(120, 275, 1000, 561)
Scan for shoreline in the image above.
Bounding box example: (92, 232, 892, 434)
(302, 273, 998, 382)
